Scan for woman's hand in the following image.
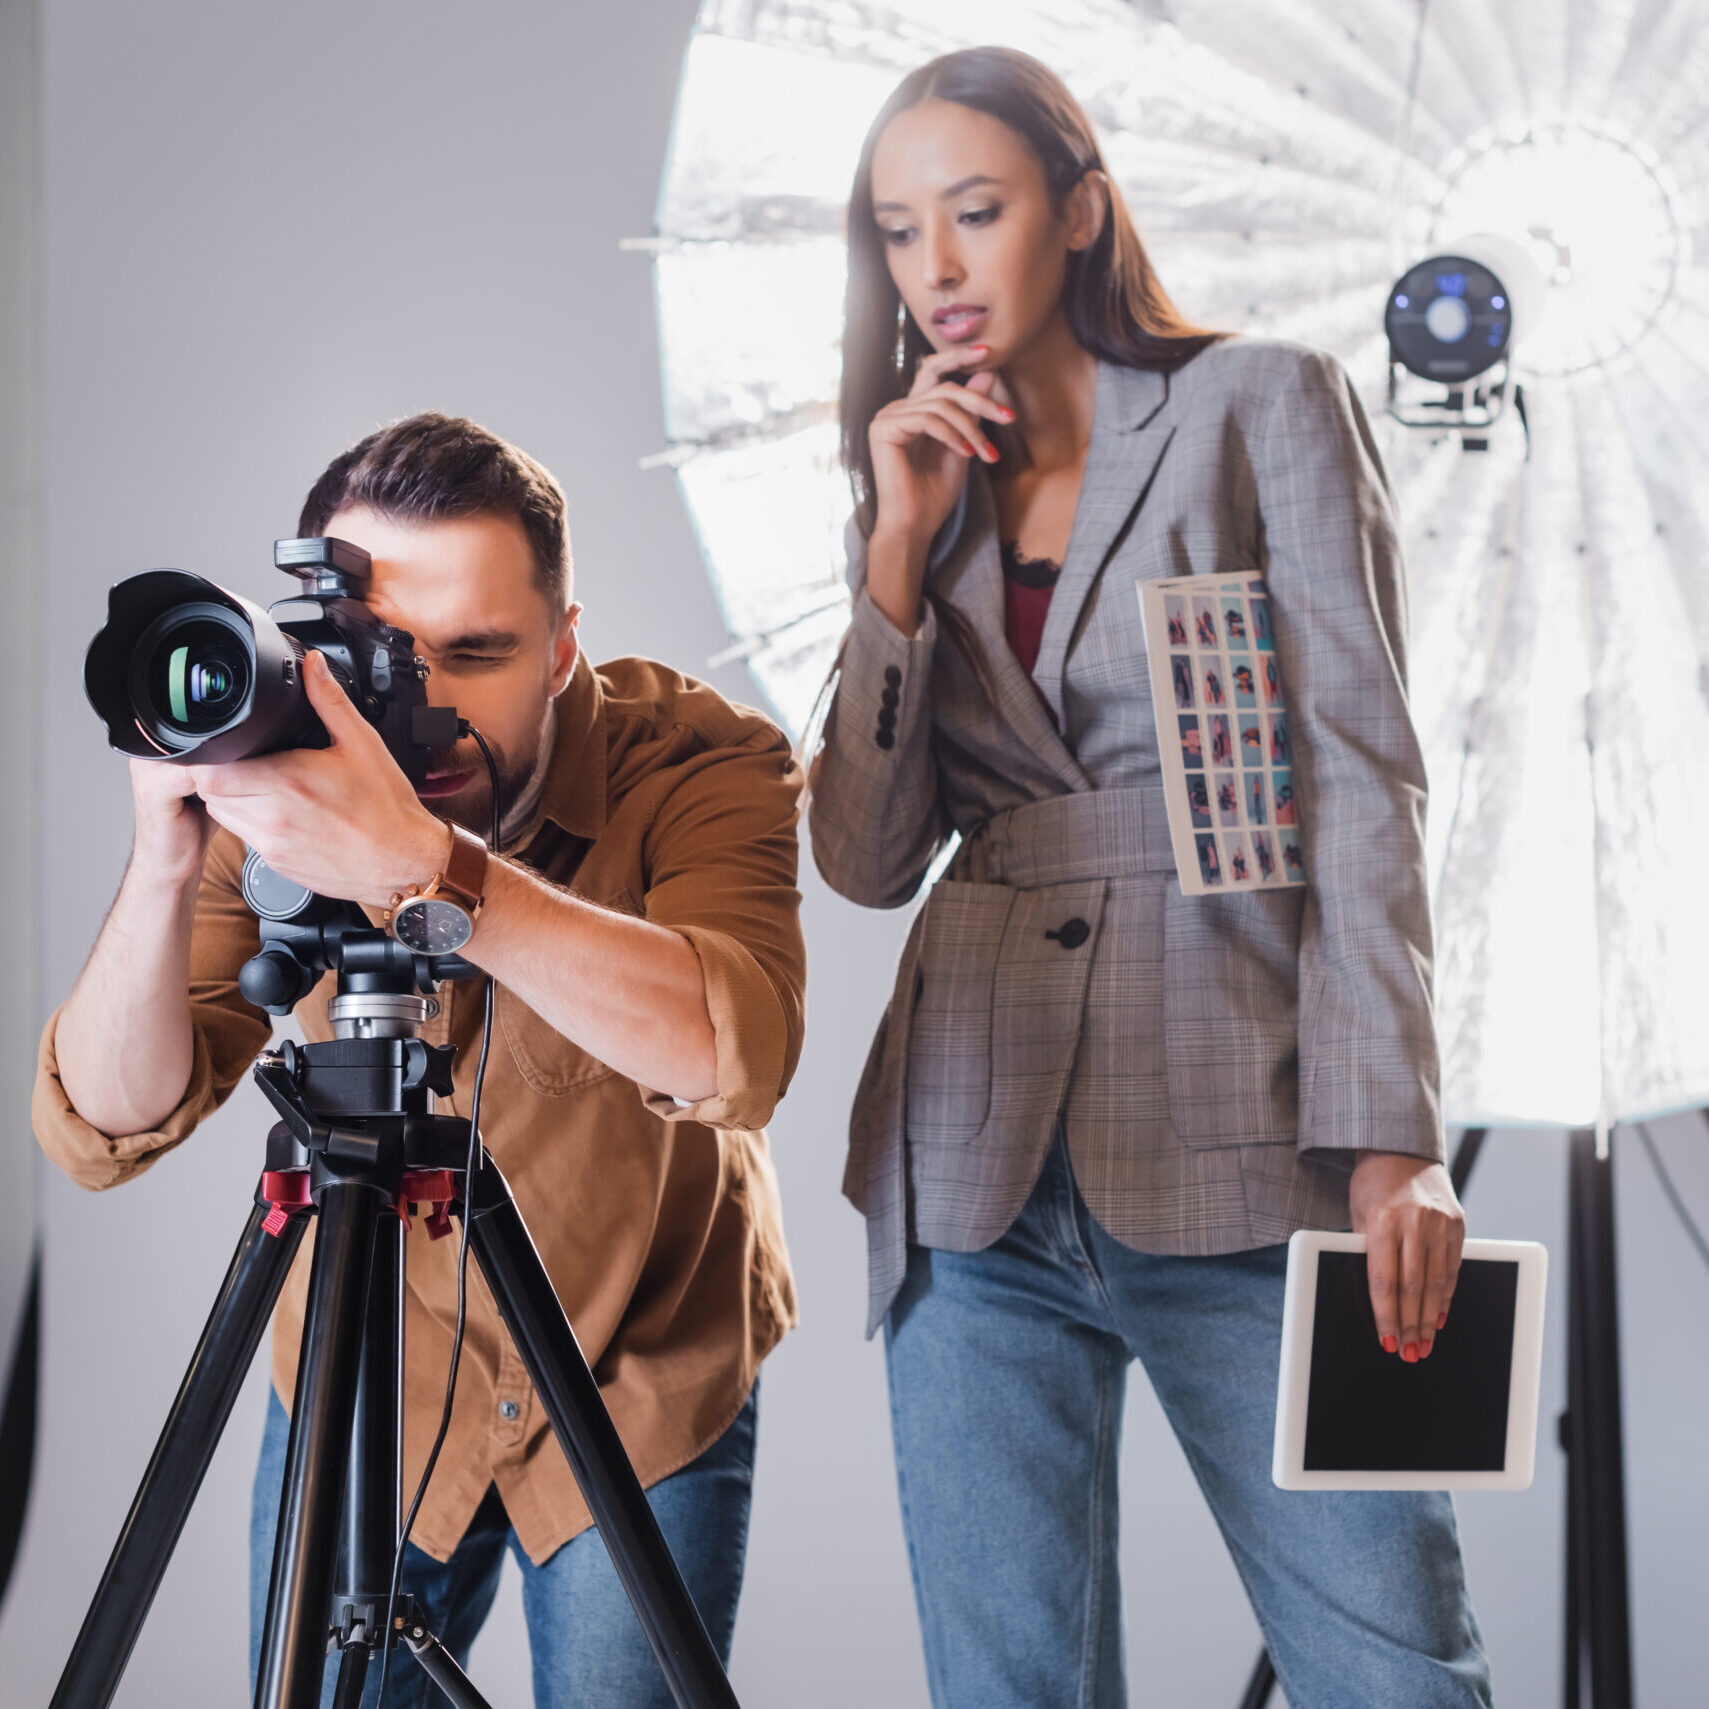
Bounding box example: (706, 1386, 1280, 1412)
(864, 346, 1012, 634)
(1349, 1152, 1466, 1362)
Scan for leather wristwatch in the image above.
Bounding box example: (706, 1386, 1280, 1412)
(384, 821, 489, 955)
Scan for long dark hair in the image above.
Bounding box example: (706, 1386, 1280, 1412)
(840, 45, 1225, 538)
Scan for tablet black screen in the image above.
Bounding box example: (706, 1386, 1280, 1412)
(1302, 1253, 1519, 1472)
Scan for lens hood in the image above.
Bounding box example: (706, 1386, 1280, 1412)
(85, 570, 312, 762)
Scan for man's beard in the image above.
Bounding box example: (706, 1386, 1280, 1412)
(427, 714, 550, 842)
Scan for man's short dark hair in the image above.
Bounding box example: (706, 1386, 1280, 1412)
(298, 412, 571, 610)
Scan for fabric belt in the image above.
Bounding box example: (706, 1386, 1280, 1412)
(953, 786, 1179, 888)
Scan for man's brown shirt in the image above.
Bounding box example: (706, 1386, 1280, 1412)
(34, 655, 804, 1564)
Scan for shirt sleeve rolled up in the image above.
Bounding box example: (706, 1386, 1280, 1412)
(32, 829, 272, 1190)
(633, 728, 806, 1133)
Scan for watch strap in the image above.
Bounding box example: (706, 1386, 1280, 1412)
(383, 821, 488, 936)
(439, 821, 488, 914)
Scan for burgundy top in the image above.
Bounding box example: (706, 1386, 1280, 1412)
(1001, 539, 1063, 677)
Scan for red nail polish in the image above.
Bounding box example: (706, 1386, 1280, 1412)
(1421, 1339, 1433, 1358)
(1382, 1335, 1398, 1354)
(1437, 1312, 1448, 1330)
(1403, 1343, 1419, 1362)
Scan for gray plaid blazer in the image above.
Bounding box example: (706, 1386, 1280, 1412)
(808, 338, 1446, 1335)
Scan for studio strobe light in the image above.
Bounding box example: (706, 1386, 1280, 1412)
(1384, 234, 1543, 439)
(1387, 255, 1517, 384)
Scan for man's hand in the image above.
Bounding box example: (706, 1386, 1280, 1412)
(188, 649, 448, 907)
(130, 754, 218, 883)
(1349, 1152, 1466, 1363)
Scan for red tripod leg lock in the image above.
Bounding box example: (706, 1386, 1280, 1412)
(258, 1171, 314, 1238)
(396, 1169, 458, 1241)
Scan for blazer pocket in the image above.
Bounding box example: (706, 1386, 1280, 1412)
(499, 986, 621, 1097)
(1162, 886, 1303, 1148)
(904, 881, 1016, 1145)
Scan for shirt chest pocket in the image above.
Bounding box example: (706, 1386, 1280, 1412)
(496, 880, 638, 1096)
(498, 987, 622, 1095)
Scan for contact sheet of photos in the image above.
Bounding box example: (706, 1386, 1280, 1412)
(1136, 571, 1304, 896)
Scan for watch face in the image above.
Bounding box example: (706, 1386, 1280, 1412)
(393, 896, 474, 955)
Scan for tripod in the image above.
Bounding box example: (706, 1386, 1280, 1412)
(49, 909, 741, 1709)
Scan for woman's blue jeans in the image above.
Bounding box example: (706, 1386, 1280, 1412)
(884, 1135, 1494, 1709)
(248, 1384, 756, 1708)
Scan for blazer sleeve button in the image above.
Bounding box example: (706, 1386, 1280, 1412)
(875, 728, 896, 750)
(1045, 918, 1091, 950)
(883, 665, 902, 687)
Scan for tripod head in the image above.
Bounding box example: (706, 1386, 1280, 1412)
(238, 849, 480, 1025)
(236, 853, 487, 1178)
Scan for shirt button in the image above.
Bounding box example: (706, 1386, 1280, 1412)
(498, 1399, 521, 1421)
(1046, 918, 1091, 950)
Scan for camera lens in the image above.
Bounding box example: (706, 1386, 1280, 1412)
(89, 571, 330, 765)
(132, 606, 255, 742)
(151, 621, 250, 733)
(157, 628, 248, 730)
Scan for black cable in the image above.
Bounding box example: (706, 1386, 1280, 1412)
(376, 724, 501, 1705)
(1635, 1120, 1709, 1278)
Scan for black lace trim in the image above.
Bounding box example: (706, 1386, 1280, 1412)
(1000, 539, 1063, 590)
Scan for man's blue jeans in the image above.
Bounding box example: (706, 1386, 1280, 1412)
(885, 1136, 1494, 1709)
(248, 1385, 756, 1707)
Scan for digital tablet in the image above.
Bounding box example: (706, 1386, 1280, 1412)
(1272, 1230, 1548, 1491)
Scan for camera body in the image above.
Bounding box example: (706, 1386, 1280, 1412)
(84, 536, 459, 785)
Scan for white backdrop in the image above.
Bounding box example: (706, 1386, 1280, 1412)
(0, 4, 1705, 1705)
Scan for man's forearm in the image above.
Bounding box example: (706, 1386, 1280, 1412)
(57, 859, 202, 1138)
(469, 856, 720, 1102)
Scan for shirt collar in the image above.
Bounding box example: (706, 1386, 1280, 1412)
(506, 652, 606, 851)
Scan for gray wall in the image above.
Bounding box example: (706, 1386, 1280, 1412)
(0, 0, 41, 1449)
(1, 3, 1705, 1704)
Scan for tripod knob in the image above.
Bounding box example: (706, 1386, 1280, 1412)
(240, 945, 316, 1013)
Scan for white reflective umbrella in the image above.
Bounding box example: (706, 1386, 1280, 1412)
(646, 0, 1709, 1131)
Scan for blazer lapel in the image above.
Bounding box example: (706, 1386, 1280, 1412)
(1032, 362, 1175, 728)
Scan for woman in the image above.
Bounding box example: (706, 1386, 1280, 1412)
(807, 46, 1491, 1709)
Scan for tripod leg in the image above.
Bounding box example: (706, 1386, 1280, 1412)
(330, 1643, 369, 1709)
(1236, 1651, 1276, 1709)
(316, 1209, 405, 1699)
(51, 1201, 307, 1709)
(336, 1211, 404, 1637)
(400, 1618, 497, 1709)
(1565, 1129, 1633, 1709)
(1563, 1394, 1581, 1709)
(1449, 1125, 1488, 1198)
(256, 1179, 388, 1709)
(464, 1157, 740, 1709)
